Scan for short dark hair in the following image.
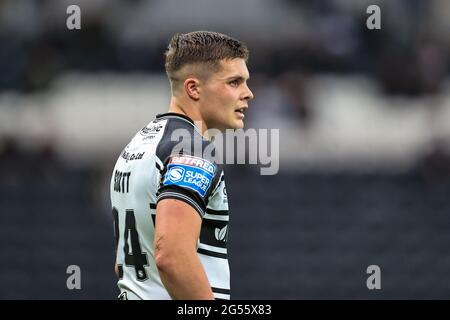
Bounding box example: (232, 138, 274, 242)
(164, 31, 249, 84)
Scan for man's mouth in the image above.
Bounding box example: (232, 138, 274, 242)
(235, 107, 247, 118)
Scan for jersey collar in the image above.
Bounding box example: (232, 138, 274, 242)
(156, 112, 194, 125)
(156, 112, 204, 136)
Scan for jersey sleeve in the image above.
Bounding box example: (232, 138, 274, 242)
(156, 154, 222, 218)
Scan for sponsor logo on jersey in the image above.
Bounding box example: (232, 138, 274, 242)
(121, 151, 145, 162)
(199, 220, 228, 248)
(169, 155, 216, 175)
(142, 135, 155, 141)
(215, 225, 228, 242)
(163, 156, 217, 198)
(222, 187, 228, 203)
(140, 122, 163, 136)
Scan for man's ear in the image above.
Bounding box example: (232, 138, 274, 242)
(184, 78, 200, 101)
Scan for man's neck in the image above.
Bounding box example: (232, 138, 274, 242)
(168, 98, 208, 136)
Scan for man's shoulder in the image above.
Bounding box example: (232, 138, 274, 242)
(153, 114, 219, 166)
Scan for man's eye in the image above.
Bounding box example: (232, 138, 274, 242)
(229, 80, 239, 87)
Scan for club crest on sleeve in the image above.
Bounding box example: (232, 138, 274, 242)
(163, 155, 217, 197)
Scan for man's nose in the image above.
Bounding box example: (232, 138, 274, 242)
(242, 84, 254, 101)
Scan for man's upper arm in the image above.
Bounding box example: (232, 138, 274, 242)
(155, 198, 202, 254)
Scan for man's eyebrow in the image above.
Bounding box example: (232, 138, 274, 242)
(225, 75, 250, 81)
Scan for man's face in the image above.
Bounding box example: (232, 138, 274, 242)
(199, 58, 254, 131)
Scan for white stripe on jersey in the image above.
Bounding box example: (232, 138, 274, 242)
(203, 214, 229, 221)
(198, 243, 227, 254)
(214, 293, 230, 300)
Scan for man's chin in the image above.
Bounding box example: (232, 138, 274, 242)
(231, 120, 244, 130)
(213, 120, 244, 131)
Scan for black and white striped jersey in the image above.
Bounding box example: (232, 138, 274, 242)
(110, 112, 230, 300)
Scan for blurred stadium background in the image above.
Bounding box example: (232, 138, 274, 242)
(1, 0, 450, 299)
